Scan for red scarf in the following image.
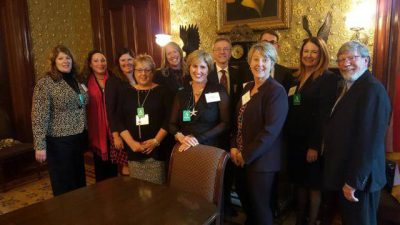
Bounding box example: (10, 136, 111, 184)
(87, 72, 110, 160)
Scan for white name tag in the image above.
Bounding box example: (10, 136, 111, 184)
(136, 114, 149, 126)
(242, 91, 251, 105)
(205, 92, 221, 103)
(288, 86, 297, 96)
(81, 84, 88, 92)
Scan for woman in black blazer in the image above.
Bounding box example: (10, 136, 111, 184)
(230, 42, 288, 225)
(105, 48, 136, 176)
(285, 37, 340, 225)
(169, 50, 229, 152)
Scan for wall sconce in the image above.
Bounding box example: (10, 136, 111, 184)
(345, 0, 376, 45)
(155, 34, 172, 47)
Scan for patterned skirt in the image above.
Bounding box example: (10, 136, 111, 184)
(128, 158, 166, 185)
(110, 147, 128, 165)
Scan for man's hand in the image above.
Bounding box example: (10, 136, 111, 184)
(306, 148, 318, 163)
(342, 183, 359, 202)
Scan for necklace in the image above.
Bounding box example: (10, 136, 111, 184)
(136, 88, 151, 139)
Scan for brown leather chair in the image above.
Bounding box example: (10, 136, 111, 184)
(168, 144, 229, 225)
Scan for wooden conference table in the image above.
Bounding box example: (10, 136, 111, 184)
(0, 177, 217, 225)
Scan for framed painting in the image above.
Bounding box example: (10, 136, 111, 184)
(217, 0, 291, 33)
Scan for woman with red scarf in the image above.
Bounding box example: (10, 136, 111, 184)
(82, 50, 118, 182)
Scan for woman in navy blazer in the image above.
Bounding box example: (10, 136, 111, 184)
(230, 42, 288, 225)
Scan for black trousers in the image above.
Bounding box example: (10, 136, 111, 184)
(223, 160, 235, 216)
(46, 132, 87, 196)
(339, 189, 380, 225)
(236, 167, 276, 225)
(93, 151, 118, 182)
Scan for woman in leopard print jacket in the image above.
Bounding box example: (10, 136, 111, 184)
(31, 45, 88, 196)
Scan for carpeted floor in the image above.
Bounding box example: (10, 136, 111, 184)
(0, 164, 95, 215)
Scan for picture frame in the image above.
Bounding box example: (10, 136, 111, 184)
(217, 0, 291, 33)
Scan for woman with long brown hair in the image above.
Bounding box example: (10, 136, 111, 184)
(105, 48, 136, 175)
(82, 49, 118, 182)
(286, 37, 340, 225)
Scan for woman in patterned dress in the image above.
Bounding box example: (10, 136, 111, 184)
(32, 45, 87, 196)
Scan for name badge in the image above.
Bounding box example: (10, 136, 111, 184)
(182, 110, 191, 122)
(288, 86, 296, 97)
(78, 94, 85, 107)
(80, 84, 88, 92)
(242, 91, 251, 105)
(137, 107, 145, 118)
(205, 92, 221, 103)
(293, 93, 301, 106)
(136, 114, 149, 125)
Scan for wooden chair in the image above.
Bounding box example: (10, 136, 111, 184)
(168, 144, 229, 225)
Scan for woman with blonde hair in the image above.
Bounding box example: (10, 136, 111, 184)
(169, 50, 229, 152)
(286, 37, 340, 225)
(230, 42, 288, 225)
(154, 42, 187, 93)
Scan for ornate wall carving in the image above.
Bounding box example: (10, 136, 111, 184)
(28, 0, 93, 79)
(170, 0, 375, 67)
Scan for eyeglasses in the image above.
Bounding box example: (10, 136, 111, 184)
(213, 48, 231, 52)
(135, 69, 152, 73)
(336, 55, 361, 64)
(262, 40, 278, 45)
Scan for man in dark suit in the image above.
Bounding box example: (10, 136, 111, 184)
(259, 29, 293, 92)
(209, 37, 244, 111)
(209, 37, 244, 219)
(323, 41, 391, 225)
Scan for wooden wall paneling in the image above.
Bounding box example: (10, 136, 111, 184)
(374, 0, 400, 153)
(0, 26, 12, 117)
(109, 5, 128, 63)
(124, 5, 138, 54)
(373, 0, 392, 90)
(0, 0, 35, 142)
(90, 0, 106, 51)
(158, 0, 171, 34)
(90, 0, 170, 67)
(388, 0, 400, 152)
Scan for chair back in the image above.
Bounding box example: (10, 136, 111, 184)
(168, 144, 229, 222)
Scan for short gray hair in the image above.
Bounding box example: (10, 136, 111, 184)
(337, 41, 370, 58)
(247, 42, 277, 65)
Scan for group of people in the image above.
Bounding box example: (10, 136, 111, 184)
(31, 29, 391, 225)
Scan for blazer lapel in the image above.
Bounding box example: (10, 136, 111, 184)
(330, 71, 370, 117)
